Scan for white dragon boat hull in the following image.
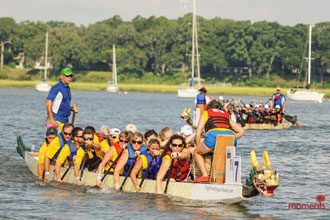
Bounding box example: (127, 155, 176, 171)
(24, 151, 244, 204)
(243, 122, 292, 130)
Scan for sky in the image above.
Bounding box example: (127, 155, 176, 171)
(0, 0, 329, 26)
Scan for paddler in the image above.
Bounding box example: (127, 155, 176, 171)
(130, 138, 162, 192)
(96, 130, 127, 187)
(156, 134, 191, 193)
(193, 99, 245, 182)
(43, 123, 74, 181)
(113, 132, 145, 190)
(37, 127, 58, 180)
(54, 127, 84, 183)
(195, 87, 208, 110)
(45, 68, 75, 131)
(270, 88, 286, 112)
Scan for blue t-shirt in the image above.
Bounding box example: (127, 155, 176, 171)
(47, 81, 71, 123)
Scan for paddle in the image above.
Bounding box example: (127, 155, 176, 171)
(71, 104, 78, 125)
(119, 158, 136, 191)
(164, 159, 174, 194)
(79, 148, 89, 181)
(139, 156, 155, 189)
(100, 149, 124, 183)
(282, 113, 302, 128)
(61, 163, 72, 181)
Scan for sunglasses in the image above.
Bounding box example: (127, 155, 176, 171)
(84, 137, 93, 141)
(65, 74, 73, 78)
(171, 143, 183, 148)
(76, 136, 83, 138)
(111, 136, 118, 139)
(63, 132, 72, 136)
(132, 140, 143, 145)
(119, 139, 129, 143)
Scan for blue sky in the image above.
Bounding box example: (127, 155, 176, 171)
(0, 0, 329, 26)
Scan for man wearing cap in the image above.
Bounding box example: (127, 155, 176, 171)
(46, 68, 75, 131)
(270, 88, 286, 112)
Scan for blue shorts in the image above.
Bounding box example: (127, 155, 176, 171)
(204, 130, 237, 150)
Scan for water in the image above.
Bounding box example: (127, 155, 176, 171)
(0, 88, 329, 219)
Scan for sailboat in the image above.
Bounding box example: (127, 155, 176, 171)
(177, 0, 201, 98)
(107, 44, 119, 93)
(35, 31, 51, 92)
(287, 25, 324, 102)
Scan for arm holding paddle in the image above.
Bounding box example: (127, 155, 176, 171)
(130, 157, 144, 192)
(54, 145, 70, 182)
(73, 148, 85, 185)
(113, 150, 129, 190)
(156, 156, 171, 194)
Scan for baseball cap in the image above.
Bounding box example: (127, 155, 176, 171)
(110, 128, 121, 136)
(245, 104, 250, 108)
(60, 68, 73, 76)
(46, 127, 58, 136)
(198, 87, 207, 93)
(180, 125, 193, 136)
(275, 105, 281, 109)
(254, 104, 259, 108)
(264, 104, 269, 109)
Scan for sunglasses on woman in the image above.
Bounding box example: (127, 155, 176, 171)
(119, 139, 129, 143)
(171, 143, 183, 148)
(132, 140, 143, 145)
(84, 137, 93, 141)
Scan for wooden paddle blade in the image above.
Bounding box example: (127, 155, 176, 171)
(211, 135, 235, 184)
(295, 122, 302, 129)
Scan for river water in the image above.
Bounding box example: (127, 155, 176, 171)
(0, 88, 329, 219)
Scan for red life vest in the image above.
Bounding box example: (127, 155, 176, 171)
(205, 109, 230, 132)
(166, 151, 191, 182)
(111, 142, 123, 168)
(94, 132, 103, 143)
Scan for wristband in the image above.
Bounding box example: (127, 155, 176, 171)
(97, 173, 102, 180)
(75, 176, 80, 181)
(45, 172, 50, 176)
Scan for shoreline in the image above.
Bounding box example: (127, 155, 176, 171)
(0, 79, 329, 98)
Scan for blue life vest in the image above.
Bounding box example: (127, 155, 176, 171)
(272, 93, 286, 109)
(123, 145, 136, 175)
(196, 93, 206, 105)
(66, 141, 78, 162)
(53, 133, 69, 160)
(141, 151, 162, 180)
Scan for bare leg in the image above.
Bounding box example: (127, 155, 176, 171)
(194, 139, 212, 177)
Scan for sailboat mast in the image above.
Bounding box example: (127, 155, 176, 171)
(112, 44, 117, 87)
(44, 31, 48, 81)
(190, 0, 196, 87)
(307, 25, 312, 86)
(195, 8, 201, 87)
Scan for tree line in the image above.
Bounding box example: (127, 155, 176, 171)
(0, 15, 329, 84)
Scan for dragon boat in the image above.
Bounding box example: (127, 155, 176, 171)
(17, 135, 279, 204)
(243, 122, 292, 130)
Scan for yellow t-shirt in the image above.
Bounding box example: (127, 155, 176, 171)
(38, 142, 48, 165)
(162, 155, 172, 164)
(139, 154, 149, 170)
(95, 139, 110, 159)
(74, 148, 92, 165)
(56, 144, 71, 165)
(45, 136, 61, 159)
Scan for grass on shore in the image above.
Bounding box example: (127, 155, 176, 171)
(0, 79, 329, 98)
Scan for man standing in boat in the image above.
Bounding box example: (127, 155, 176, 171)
(46, 68, 75, 131)
(270, 88, 286, 113)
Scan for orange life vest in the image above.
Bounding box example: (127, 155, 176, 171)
(204, 109, 230, 132)
(166, 151, 190, 182)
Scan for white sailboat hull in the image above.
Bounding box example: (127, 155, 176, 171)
(106, 85, 119, 93)
(178, 88, 198, 98)
(287, 89, 324, 102)
(35, 82, 51, 92)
